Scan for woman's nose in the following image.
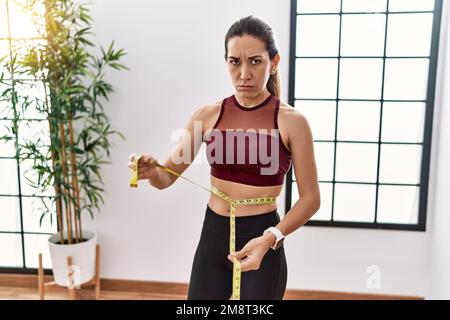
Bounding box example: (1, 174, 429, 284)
(240, 64, 251, 80)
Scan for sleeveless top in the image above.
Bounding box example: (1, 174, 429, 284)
(204, 93, 292, 186)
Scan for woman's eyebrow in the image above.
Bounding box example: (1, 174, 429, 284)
(228, 55, 263, 59)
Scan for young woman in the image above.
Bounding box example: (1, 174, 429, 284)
(128, 15, 320, 300)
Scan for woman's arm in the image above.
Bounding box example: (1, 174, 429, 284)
(273, 107, 321, 238)
(148, 103, 217, 190)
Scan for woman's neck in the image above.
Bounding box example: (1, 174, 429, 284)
(234, 90, 272, 109)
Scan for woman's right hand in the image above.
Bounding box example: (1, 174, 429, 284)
(128, 153, 160, 181)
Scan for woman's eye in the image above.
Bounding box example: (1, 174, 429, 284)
(229, 59, 260, 65)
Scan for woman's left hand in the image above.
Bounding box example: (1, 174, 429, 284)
(227, 233, 275, 272)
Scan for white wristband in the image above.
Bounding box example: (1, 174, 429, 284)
(263, 226, 285, 250)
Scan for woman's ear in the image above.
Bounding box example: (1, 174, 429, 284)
(272, 53, 281, 71)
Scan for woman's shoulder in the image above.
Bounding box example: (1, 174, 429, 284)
(192, 100, 225, 142)
(278, 100, 313, 146)
(203, 99, 223, 114)
(279, 100, 308, 124)
(194, 99, 223, 122)
(189, 98, 222, 121)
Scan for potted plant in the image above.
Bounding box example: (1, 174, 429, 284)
(0, 0, 127, 287)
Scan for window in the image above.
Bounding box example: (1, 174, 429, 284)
(0, 0, 55, 273)
(286, 0, 444, 231)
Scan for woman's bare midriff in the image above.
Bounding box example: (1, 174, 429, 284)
(207, 175, 283, 217)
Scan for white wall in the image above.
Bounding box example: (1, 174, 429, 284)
(82, 0, 450, 299)
(429, 0, 450, 300)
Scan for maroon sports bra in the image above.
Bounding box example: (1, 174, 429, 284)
(204, 93, 292, 186)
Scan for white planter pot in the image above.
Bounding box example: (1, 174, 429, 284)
(48, 230, 97, 287)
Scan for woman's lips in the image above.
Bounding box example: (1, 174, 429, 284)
(238, 85, 254, 90)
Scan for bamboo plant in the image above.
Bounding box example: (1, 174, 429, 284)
(0, 0, 127, 244)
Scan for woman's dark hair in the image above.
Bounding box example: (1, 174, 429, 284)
(224, 15, 281, 98)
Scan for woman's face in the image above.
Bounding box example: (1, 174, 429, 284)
(226, 34, 279, 98)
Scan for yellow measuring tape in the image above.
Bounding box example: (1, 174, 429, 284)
(129, 154, 277, 300)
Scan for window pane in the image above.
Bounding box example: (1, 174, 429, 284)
(377, 185, 420, 224)
(337, 101, 381, 142)
(342, 0, 387, 12)
(0, 81, 13, 119)
(0, 40, 11, 80)
(291, 180, 334, 222)
(22, 196, 57, 233)
(295, 100, 336, 140)
(0, 158, 19, 195)
(379, 144, 422, 184)
(14, 81, 48, 119)
(297, 0, 341, 13)
(389, 0, 435, 12)
(340, 14, 386, 56)
(0, 39, 10, 62)
(291, 160, 296, 179)
(295, 58, 338, 99)
(0, 120, 16, 157)
(381, 102, 426, 143)
(296, 15, 340, 56)
(24, 233, 52, 269)
(386, 13, 433, 56)
(8, 0, 45, 38)
(18, 120, 51, 156)
(0, 196, 20, 231)
(0, 0, 8, 38)
(19, 158, 55, 197)
(10, 39, 47, 80)
(335, 142, 378, 183)
(0, 233, 22, 267)
(291, 179, 299, 202)
(333, 183, 376, 222)
(314, 142, 335, 181)
(339, 58, 384, 99)
(308, 182, 333, 221)
(383, 58, 429, 100)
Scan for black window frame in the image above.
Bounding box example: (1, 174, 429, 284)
(285, 0, 444, 232)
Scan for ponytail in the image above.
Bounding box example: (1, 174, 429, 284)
(267, 69, 281, 98)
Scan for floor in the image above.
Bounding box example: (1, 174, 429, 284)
(0, 273, 424, 300)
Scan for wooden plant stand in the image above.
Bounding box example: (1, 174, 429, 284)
(38, 244, 101, 300)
